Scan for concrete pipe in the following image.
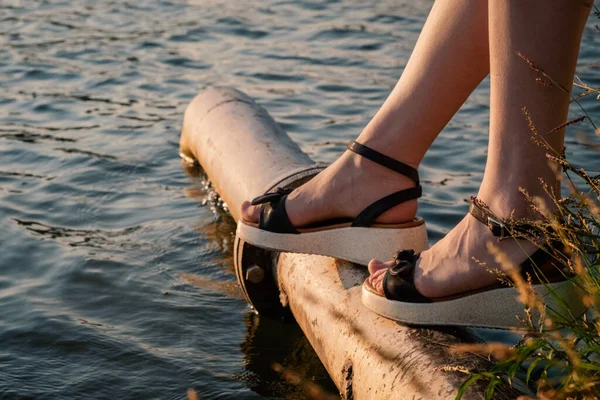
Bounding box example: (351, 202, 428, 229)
(180, 87, 523, 399)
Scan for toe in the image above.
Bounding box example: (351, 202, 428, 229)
(367, 268, 388, 295)
(368, 258, 394, 275)
(368, 258, 396, 295)
(240, 201, 260, 223)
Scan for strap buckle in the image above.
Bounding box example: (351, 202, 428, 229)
(487, 216, 509, 239)
(470, 196, 543, 240)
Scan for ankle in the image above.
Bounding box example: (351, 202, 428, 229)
(354, 136, 422, 170)
(346, 151, 418, 192)
(478, 167, 561, 220)
(475, 190, 559, 221)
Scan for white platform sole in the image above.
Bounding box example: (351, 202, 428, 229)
(236, 221, 429, 266)
(362, 279, 586, 330)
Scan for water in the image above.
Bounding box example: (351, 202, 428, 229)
(1, 1, 599, 398)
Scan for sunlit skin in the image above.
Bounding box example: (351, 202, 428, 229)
(241, 0, 591, 298)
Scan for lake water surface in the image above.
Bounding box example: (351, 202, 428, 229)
(1, 1, 599, 399)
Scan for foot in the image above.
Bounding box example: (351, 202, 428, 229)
(367, 203, 543, 299)
(241, 146, 419, 227)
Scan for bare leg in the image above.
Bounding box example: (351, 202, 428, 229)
(242, 0, 489, 226)
(369, 0, 591, 298)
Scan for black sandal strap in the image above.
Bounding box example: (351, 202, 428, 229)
(347, 140, 420, 184)
(250, 188, 299, 234)
(469, 197, 539, 239)
(258, 194, 299, 234)
(382, 250, 431, 303)
(352, 186, 422, 227)
(521, 247, 554, 278)
(251, 187, 293, 206)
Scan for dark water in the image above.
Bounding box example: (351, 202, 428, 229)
(1, 1, 599, 399)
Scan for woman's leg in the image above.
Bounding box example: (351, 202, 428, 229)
(369, 0, 591, 298)
(242, 0, 489, 227)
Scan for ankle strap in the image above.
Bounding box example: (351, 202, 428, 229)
(347, 140, 420, 184)
(469, 197, 539, 239)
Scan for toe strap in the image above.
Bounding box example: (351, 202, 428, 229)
(250, 188, 299, 234)
(382, 250, 431, 303)
(251, 187, 293, 206)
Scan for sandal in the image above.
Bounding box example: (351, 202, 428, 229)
(236, 140, 429, 265)
(361, 198, 586, 329)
